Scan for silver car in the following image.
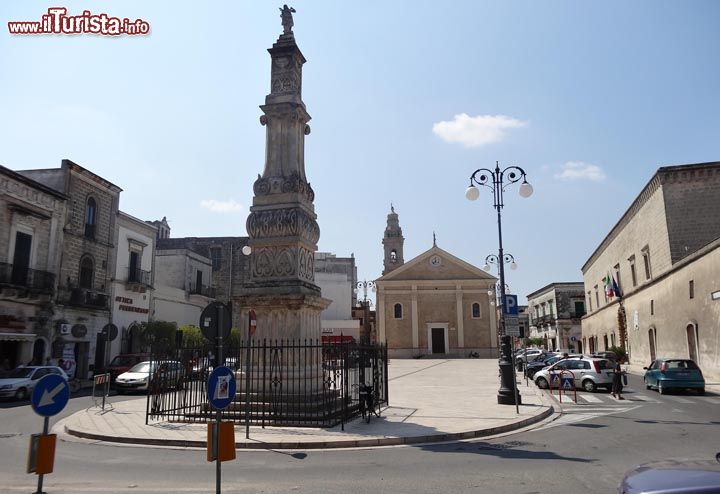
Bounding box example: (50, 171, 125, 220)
(534, 357, 616, 392)
(0, 366, 69, 400)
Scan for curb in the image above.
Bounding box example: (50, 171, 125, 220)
(64, 406, 554, 450)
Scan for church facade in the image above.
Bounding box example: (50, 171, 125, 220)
(376, 208, 498, 358)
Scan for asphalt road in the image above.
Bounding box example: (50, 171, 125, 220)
(1, 375, 718, 494)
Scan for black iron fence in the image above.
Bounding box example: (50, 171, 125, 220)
(145, 339, 388, 428)
(0, 263, 55, 291)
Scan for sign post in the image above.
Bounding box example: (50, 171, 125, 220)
(503, 294, 521, 414)
(29, 374, 69, 494)
(207, 366, 237, 494)
(245, 310, 256, 439)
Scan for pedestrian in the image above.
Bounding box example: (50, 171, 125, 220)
(612, 361, 625, 399)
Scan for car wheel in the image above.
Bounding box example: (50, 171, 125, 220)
(582, 379, 597, 393)
(658, 382, 666, 395)
(536, 377, 549, 389)
(644, 378, 651, 390)
(15, 387, 27, 401)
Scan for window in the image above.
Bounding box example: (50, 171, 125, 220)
(642, 247, 652, 280)
(393, 303, 403, 319)
(471, 302, 481, 318)
(650, 299, 654, 315)
(628, 255, 637, 287)
(79, 256, 94, 289)
(549, 300, 554, 316)
(594, 286, 599, 308)
(390, 250, 397, 263)
(210, 248, 222, 270)
(689, 280, 694, 299)
(574, 301, 585, 316)
(587, 292, 592, 312)
(85, 197, 97, 239)
(128, 251, 140, 282)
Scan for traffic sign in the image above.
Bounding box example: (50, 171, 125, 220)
(200, 302, 232, 341)
(31, 374, 70, 417)
(550, 374, 559, 384)
(504, 315, 520, 336)
(503, 294, 518, 316)
(207, 366, 236, 410)
(101, 323, 118, 342)
(561, 377, 574, 390)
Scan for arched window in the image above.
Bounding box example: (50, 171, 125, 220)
(79, 256, 94, 289)
(390, 250, 397, 263)
(471, 302, 481, 318)
(393, 303, 403, 319)
(85, 197, 97, 238)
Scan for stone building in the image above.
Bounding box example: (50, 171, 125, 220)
(581, 161, 720, 380)
(108, 212, 157, 359)
(0, 165, 66, 369)
(527, 282, 586, 352)
(376, 208, 497, 357)
(314, 252, 359, 341)
(151, 236, 217, 328)
(17, 159, 121, 379)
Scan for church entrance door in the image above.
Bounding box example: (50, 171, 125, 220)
(431, 328, 445, 354)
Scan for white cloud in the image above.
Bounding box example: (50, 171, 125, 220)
(554, 161, 607, 182)
(200, 199, 243, 213)
(432, 113, 527, 147)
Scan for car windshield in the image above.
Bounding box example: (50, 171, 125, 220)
(4, 368, 34, 379)
(109, 356, 138, 367)
(128, 362, 152, 374)
(665, 360, 699, 370)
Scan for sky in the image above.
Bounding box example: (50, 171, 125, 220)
(1, 1, 719, 304)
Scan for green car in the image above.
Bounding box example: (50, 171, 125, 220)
(643, 358, 705, 395)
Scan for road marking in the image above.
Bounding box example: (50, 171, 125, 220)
(627, 394, 655, 402)
(578, 394, 603, 403)
(664, 396, 694, 404)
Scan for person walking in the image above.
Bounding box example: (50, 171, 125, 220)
(611, 361, 625, 399)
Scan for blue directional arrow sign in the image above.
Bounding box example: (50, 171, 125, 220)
(31, 374, 70, 417)
(207, 366, 236, 410)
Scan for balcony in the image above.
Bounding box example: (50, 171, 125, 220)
(0, 263, 55, 293)
(126, 267, 152, 288)
(58, 286, 109, 309)
(533, 314, 556, 325)
(188, 283, 216, 298)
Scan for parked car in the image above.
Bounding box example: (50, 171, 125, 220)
(643, 358, 705, 395)
(524, 353, 581, 380)
(115, 361, 185, 393)
(106, 353, 149, 382)
(592, 351, 620, 362)
(619, 454, 720, 493)
(0, 366, 69, 400)
(534, 357, 616, 392)
(515, 349, 545, 365)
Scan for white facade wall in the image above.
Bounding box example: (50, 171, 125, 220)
(316, 271, 353, 320)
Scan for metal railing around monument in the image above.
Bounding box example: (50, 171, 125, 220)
(145, 339, 389, 428)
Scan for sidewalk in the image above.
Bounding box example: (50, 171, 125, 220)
(54, 359, 553, 450)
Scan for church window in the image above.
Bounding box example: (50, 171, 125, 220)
(393, 303, 403, 319)
(471, 302, 481, 318)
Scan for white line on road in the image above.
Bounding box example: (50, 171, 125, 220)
(578, 394, 603, 403)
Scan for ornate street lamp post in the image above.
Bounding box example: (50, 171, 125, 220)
(465, 161, 533, 406)
(354, 280, 376, 343)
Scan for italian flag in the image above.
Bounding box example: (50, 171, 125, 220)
(603, 273, 615, 298)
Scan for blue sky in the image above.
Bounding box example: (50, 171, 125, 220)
(1, 1, 718, 304)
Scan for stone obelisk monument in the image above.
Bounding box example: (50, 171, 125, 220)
(239, 5, 330, 341)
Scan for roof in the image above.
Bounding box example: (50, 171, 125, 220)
(526, 282, 585, 300)
(0, 164, 68, 200)
(376, 244, 496, 283)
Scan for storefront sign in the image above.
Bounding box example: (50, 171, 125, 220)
(115, 296, 149, 314)
(61, 344, 76, 379)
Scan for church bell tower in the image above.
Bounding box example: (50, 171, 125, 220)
(382, 205, 404, 275)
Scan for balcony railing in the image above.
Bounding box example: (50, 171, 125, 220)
(0, 263, 55, 292)
(533, 314, 556, 325)
(126, 268, 152, 287)
(188, 283, 216, 298)
(58, 286, 109, 309)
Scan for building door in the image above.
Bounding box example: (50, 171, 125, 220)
(94, 333, 107, 372)
(431, 328, 445, 354)
(11, 232, 32, 285)
(603, 334, 609, 351)
(196, 270, 203, 290)
(32, 339, 45, 365)
(648, 328, 656, 361)
(686, 324, 698, 362)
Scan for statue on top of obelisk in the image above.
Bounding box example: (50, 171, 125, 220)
(280, 5, 296, 35)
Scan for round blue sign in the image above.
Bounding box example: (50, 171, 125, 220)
(31, 374, 70, 417)
(207, 366, 237, 410)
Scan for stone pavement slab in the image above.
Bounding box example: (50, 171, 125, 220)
(54, 359, 553, 449)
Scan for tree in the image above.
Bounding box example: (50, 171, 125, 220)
(525, 337, 545, 348)
(617, 304, 628, 352)
(178, 325, 205, 348)
(140, 320, 177, 354)
(608, 345, 628, 363)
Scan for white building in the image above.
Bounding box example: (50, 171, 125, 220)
(314, 252, 360, 341)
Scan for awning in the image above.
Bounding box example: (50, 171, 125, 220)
(0, 332, 37, 342)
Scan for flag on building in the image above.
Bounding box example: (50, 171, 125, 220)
(603, 273, 615, 298)
(612, 275, 622, 299)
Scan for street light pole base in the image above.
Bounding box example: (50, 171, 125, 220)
(497, 335, 522, 406)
